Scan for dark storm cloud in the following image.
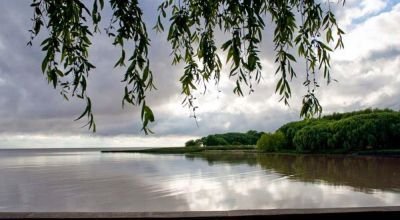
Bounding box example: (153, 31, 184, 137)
(365, 47, 400, 61)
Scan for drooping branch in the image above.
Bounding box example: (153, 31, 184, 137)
(29, 0, 345, 133)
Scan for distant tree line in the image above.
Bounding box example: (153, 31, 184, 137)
(258, 108, 400, 152)
(185, 130, 263, 147)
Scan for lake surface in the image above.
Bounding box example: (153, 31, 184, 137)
(0, 149, 399, 211)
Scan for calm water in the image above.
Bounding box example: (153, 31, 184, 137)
(0, 149, 399, 211)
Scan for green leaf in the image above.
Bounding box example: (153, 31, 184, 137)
(29, 0, 346, 134)
(286, 53, 296, 62)
(144, 105, 155, 122)
(41, 53, 50, 73)
(75, 106, 89, 121)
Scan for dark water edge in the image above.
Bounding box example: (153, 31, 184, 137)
(1, 207, 400, 219)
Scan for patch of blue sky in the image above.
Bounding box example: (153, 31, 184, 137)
(378, 0, 400, 14)
(352, 0, 400, 25)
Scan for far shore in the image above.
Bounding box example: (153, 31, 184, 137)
(101, 146, 400, 157)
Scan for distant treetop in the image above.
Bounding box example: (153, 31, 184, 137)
(186, 130, 263, 147)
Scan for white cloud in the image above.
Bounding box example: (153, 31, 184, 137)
(334, 3, 400, 61)
(337, 0, 388, 29)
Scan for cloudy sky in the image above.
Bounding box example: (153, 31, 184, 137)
(0, 0, 399, 148)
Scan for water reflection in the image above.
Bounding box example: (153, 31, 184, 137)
(186, 153, 400, 193)
(0, 150, 399, 211)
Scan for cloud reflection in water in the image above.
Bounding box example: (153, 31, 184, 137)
(0, 150, 399, 211)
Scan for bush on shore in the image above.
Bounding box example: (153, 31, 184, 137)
(256, 131, 286, 152)
(277, 109, 400, 153)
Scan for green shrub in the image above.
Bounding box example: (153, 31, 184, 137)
(185, 139, 202, 147)
(293, 123, 332, 152)
(257, 131, 287, 152)
(199, 130, 263, 146)
(289, 111, 400, 152)
(185, 140, 196, 147)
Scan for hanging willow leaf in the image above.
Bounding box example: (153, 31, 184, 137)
(29, 0, 345, 133)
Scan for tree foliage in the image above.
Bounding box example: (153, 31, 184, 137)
(29, 0, 345, 133)
(195, 130, 263, 146)
(256, 131, 286, 152)
(277, 109, 400, 152)
(185, 139, 202, 147)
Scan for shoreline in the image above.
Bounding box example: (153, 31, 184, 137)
(101, 146, 400, 158)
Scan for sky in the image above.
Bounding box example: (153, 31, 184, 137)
(0, 0, 400, 148)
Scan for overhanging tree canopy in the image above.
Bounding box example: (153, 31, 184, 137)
(28, 0, 345, 134)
